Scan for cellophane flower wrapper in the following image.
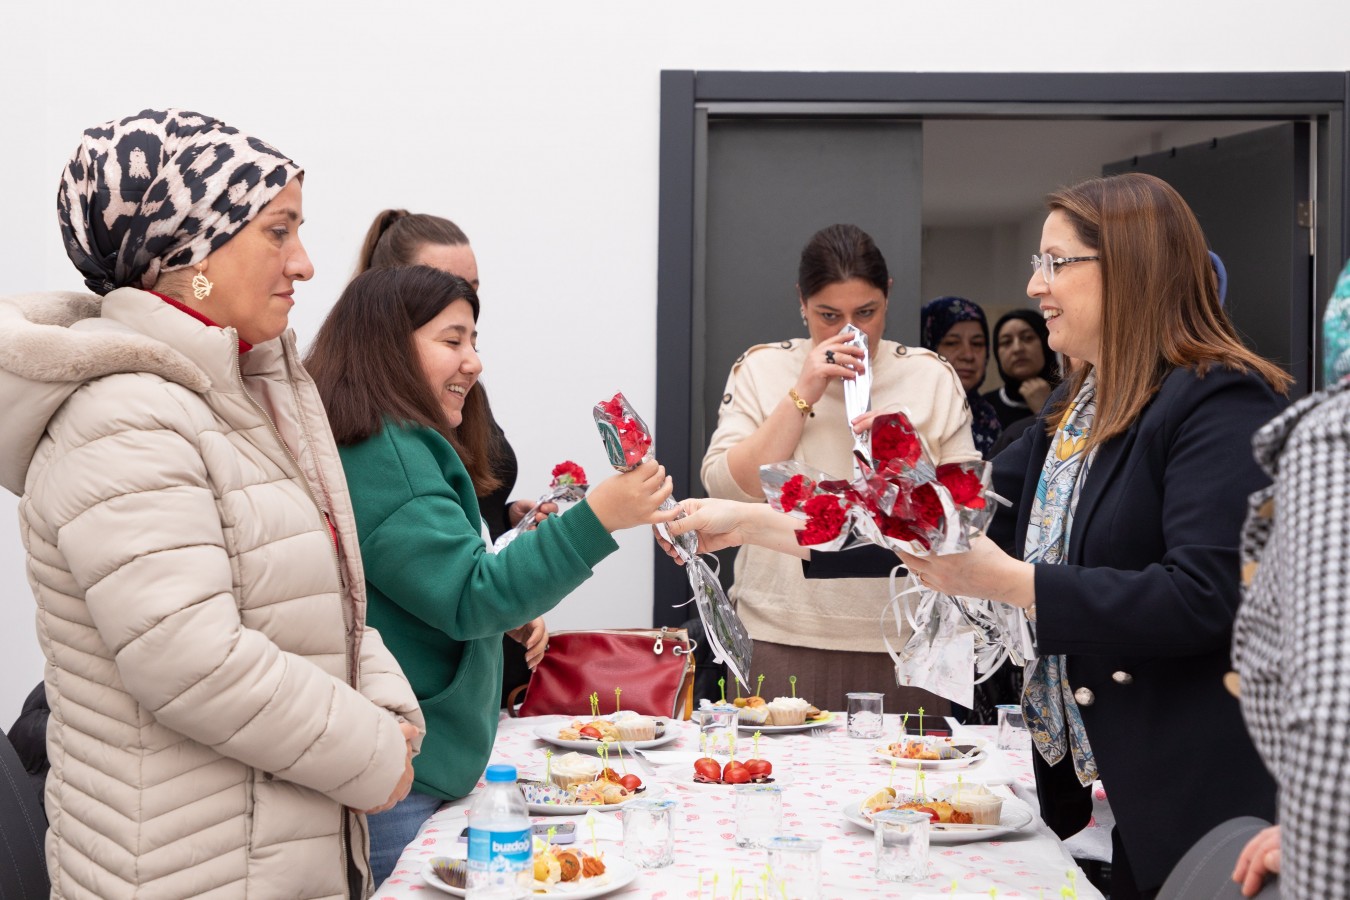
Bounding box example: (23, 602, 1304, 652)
(759, 409, 1025, 707)
(592, 392, 753, 688)
(840, 324, 873, 470)
(491, 462, 591, 553)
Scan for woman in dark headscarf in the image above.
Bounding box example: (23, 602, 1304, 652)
(0, 108, 423, 898)
(986, 309, 1060, 431)
(920, 296, 1003, 457)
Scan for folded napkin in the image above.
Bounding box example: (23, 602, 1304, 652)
(634, 749, 703, 767)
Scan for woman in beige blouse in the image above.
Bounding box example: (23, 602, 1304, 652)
(701, 223, 978, 713)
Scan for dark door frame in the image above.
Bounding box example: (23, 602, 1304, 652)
(653, 70, 1350, 624)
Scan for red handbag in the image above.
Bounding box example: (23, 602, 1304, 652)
(514, 627, 696, 720)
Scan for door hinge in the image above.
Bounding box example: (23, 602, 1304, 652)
(1297, 200, 1314, 228)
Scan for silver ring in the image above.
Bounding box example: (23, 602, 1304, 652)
(825, 350, 836, 365)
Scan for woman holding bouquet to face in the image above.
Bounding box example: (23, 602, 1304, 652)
(700, 223, 979, 714)
(891, 173, 1288, 898)
(306, 266, 677, 883)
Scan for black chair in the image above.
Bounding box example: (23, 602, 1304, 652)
(0, 724, 49, 900)
(1157, 816, 1278, 900)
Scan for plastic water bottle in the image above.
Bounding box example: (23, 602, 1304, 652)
(466, 764, 531, 898)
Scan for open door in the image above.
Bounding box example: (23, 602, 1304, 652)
(1104, 123, 1314, 395)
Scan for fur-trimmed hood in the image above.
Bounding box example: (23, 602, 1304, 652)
(0, 289, 211, 495)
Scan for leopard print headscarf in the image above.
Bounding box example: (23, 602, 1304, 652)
(57, 108, 301, 296)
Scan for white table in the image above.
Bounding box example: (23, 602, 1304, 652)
(375, 713, 1103, 899)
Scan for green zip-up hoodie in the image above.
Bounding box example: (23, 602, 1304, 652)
(340, 421, 617, 800)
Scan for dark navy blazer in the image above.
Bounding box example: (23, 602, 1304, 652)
(990, 366, 1283, 889)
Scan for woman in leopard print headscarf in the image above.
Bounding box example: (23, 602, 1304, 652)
(2, 109, 424, 899)
(58, 108, 301, 296)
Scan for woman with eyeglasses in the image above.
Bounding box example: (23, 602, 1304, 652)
(667, 173, 1290, 899)
(894, 173, 1290, 898)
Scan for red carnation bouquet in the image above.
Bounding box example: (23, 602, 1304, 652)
(593, 392, 753, 688)
(492, 461, 591, 552)
(760, 410, 1030, 708)
(762, 410, 994, 555)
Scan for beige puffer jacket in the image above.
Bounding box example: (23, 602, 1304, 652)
(0, 288, 426, 900)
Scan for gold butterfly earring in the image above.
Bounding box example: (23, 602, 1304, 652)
(191, 264, 213, 301)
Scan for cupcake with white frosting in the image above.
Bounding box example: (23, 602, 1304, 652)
(766, 697, 811, 727)
(549, 751, 602, 790)
(611, 711, 657, 742)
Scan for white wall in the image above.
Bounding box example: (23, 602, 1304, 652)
(2, 0, 1347, 723)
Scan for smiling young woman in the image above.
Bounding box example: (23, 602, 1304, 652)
(305, 264, 679, 883)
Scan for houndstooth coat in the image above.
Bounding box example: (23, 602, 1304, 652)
(1234, 378, 1350, 900)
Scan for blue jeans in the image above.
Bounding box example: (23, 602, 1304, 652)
(367, 789, 445, 886)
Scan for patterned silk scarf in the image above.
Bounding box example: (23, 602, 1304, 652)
(1021, 371, 1099, 785)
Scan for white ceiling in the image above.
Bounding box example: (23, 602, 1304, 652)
(922, 118, 1280, 227)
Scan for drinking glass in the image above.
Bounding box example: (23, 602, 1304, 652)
(733, 783, 783, 848)
(765, 835, 822, 900)
(622, 798, 677, 868)
(996, 704, 1031, 752)
(699, 704, 739, 759)
(873, 808, 930, 882)
(846, 691, 884, 739)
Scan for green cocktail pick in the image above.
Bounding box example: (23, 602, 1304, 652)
(718, 676, 726, 704)
(789, 675, 797, 698)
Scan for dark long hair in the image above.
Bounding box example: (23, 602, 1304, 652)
(306, 265, 501, 491)
(1044, 173, 1291, 447)
(355, 209, 469, 275)
(797, 224, 890, 300)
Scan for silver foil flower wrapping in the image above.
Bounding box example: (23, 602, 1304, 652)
(759, 401, 1029, 708)
(593, 392, 754, 688)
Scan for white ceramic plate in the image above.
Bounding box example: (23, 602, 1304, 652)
(533, 720, 680, 751)
(678, 771, 796, 793)
(422, 855, 640, 897)
(526, 783, 664, 815)
(838, 799, 1034, 844)
(872, 744, 988, 771)
(736, 711, 835, 733)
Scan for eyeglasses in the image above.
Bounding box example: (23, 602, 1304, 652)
(1030, 253, 1099, 284)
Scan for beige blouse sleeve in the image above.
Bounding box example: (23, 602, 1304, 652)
(700, 350, 772, 503)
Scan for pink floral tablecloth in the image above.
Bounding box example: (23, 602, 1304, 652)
(375, 714, 1103, 899)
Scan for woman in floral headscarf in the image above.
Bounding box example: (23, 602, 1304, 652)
(920, 296, 1004, 456)
(0, 109, 423, 898)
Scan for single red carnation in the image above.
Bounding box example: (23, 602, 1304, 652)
(778, 474, 815, 512)
(871, 414, 922, 469)
(907, 483, 945, 531)
(875, 511, 931, 551)
(551, 461, 588, 487)
(935, 463, 985, 509)
(797, 494, 847, 545)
